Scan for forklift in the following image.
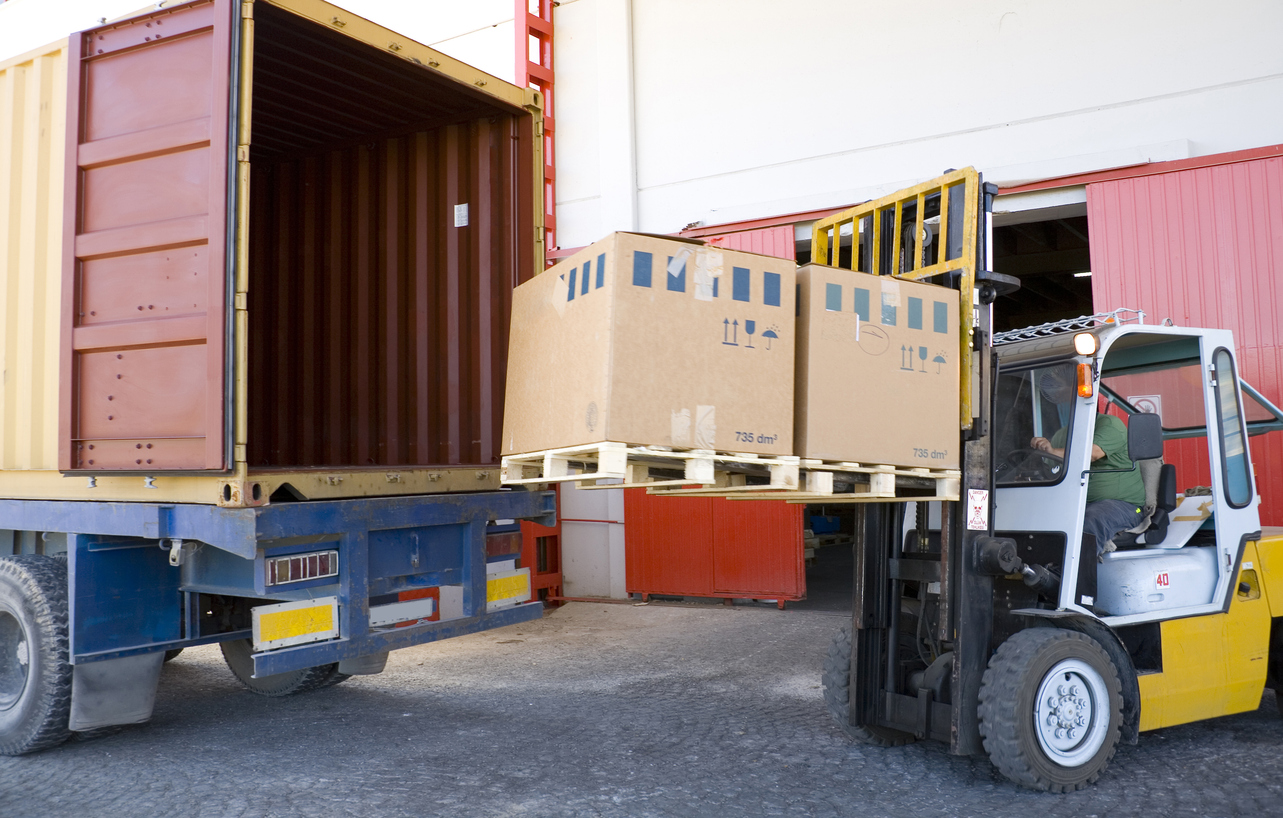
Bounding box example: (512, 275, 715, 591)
(810, 169, 1283, 791)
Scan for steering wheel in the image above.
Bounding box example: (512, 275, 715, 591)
(1000, 447, 1065, 482)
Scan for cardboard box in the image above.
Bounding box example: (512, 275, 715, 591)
(794, 264, 959, 468)
(502, 233, 795, 457)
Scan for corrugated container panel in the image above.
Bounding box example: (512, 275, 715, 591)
(701, 225, 796, 261)
(710, 497, 805, 597)
(1087, 154, 1283, 524)
(0, 41, 66, 471)
(623, 490, 715, 596)
(623, 488, 804, 600)
(247, 117, 525, 468)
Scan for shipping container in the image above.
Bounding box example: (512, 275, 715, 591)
(1, 0, 543, 507)
(0, 0, 555, 757)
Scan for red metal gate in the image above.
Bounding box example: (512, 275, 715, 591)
(624, 489, 804, 606)
(521, 484, 563, 603)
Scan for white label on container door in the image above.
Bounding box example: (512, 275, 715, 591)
(966, 489, 989, 531)
(454, 203, 469, 227)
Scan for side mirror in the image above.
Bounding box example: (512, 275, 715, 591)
(1128, 412, 1164, 461)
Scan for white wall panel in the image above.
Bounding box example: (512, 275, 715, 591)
(553, 0, 1283, 245)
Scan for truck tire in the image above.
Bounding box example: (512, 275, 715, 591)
(821, 626, 915, 747)
(0, 555, 72, 756)
(978, 628, 1122, 792)
(220, 639, 350, 697)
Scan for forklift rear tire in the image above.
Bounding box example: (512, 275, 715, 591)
(822, 626, 916, 747)
(220, 639, 350, 697)
(979, 628, 1122, 792)
(0, 555, 72, 756)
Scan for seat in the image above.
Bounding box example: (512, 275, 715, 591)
(1111, 461, 1177, 549)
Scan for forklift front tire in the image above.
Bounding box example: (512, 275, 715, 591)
(822, 626, 915, 747)
(979, 628, 1122, 792)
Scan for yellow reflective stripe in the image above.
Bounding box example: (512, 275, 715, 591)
(487, 573, 530, 602)
(257, 604, 335, 643)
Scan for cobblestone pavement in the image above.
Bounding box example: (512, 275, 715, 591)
(2, 601, 1282, 818)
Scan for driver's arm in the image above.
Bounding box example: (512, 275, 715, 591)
(1029, 437, 1066, 458)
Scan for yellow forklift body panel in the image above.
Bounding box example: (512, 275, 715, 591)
(1253, 527, 1283, 616)
(1137, 537, 1275, 731)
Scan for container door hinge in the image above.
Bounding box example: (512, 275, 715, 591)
(237, 145, 250, 162)
(241, 1, 254, 19)
(234, 292, 248, 310)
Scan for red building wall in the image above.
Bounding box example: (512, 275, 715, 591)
(1087, 153, 1283, 524)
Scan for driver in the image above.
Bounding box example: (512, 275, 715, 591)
(1029, 365, 1145, 554)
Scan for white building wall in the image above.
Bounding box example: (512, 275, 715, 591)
(553, 0, 1283, 247)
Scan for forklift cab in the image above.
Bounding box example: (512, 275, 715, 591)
(992, 318, 1283, 624)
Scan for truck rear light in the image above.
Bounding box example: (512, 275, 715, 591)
(266, 550, 339, 586)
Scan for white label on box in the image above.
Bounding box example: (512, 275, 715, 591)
(551, 270, 570, 316)
(966, 489, 989, 531)
(693, 249, 723, 302)
(695, 405, 717, 449)
(880, 278, 901, 305)
(671, 408, 692, 446)
(454, 203, 469, 227)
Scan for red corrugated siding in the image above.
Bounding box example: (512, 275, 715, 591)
(623, 489, 804, 600)
(1087, 154, 1283, 523)
(700, 226, 796, 261)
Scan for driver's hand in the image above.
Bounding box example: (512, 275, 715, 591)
(1030, 437, 1052, 453)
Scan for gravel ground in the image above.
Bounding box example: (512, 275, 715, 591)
(2, 600, 1282, 818)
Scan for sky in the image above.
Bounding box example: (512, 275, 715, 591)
(0, 0, 516, 81)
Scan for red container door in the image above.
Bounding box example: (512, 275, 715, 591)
(711, 498, 804, 598)
(624, 489, 804, 601)
(61, 0, 235, 471)
(624, 492, 715, 596)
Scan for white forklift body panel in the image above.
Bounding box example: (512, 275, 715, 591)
(992, 323, 1261, 626)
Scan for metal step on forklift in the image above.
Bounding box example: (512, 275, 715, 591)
(812, 169, 1283, 791)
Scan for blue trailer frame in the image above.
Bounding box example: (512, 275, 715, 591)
(0, 488, 555, 677)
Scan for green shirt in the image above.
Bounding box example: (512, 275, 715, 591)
(1051, 414, 1146, 506)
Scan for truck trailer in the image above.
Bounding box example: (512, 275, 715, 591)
(0, 0, 553, 755)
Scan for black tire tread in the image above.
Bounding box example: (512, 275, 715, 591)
(821, 626, 915, 747)
(978, 628, 1122, 793)
(220, 638, 347, 697)
(0, 555, 72, 756)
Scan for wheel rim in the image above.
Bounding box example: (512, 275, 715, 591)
(1033, 658, 1110, 767)
(0, 610, 29, 711)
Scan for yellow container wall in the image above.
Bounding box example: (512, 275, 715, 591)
(0, 41, 66, 472)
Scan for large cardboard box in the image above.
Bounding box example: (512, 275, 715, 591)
(794, 264, 959, 468)
(503, 233, 795, 457)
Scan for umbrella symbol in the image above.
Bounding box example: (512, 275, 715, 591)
(933, 352, 947, 374)
(761, 329, 779, 350)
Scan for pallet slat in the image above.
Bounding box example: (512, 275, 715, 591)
(501, 442, 959, 502)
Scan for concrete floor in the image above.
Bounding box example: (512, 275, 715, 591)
(3, 584, 1282, 817)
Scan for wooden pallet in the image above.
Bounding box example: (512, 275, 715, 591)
(647, 460, 960, 503)
(502, 443, 959, 503)
(500, 442, 801, 490)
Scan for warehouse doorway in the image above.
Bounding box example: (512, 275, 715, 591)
(991, 209, 1094, 333)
